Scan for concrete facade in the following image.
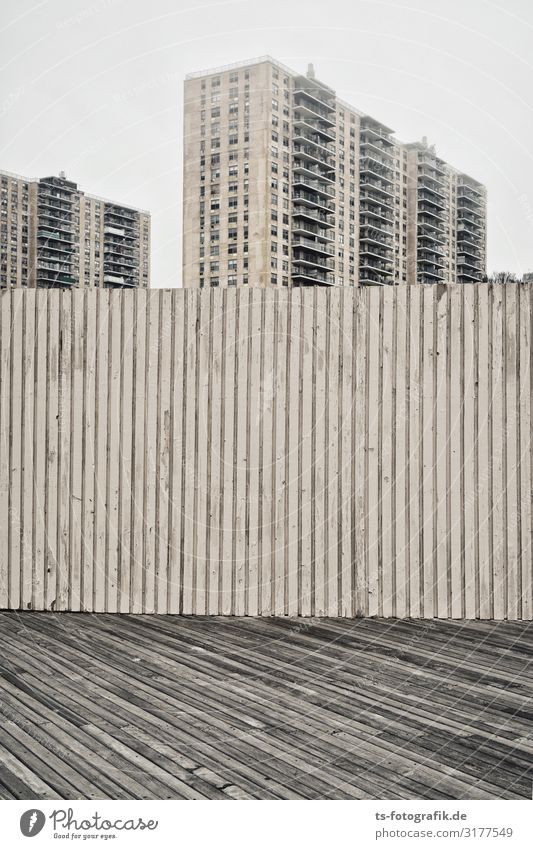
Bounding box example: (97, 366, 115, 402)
(1, 170, 151, 289)
(183, 56, 487, 288)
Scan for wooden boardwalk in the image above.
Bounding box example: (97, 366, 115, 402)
(0, 613, 531, 800)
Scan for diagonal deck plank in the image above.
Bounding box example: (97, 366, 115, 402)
(0, 613, 531, 800)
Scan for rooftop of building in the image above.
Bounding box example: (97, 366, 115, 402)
(0, 168, 150, 215)
(185, 56, 486, 190)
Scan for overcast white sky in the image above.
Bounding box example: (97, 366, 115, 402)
(1, 0, 532, 285)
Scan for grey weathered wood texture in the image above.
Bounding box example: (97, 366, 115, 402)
(0, 285, 531, 618)
(1, 613, 531, 799)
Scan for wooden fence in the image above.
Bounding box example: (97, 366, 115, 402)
(0, 285, 531, 618)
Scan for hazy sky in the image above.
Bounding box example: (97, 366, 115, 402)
(2, 0, 532, 285)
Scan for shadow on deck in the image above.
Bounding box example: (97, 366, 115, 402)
(0, 613, 531, 800)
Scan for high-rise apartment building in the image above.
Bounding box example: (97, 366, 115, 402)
(0, 170, 151, 289)
(182, 56, 487, 287)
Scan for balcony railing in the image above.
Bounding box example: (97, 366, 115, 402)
(293, 161, 335, 183)
(293, 235, 334, 256)
(293, 118, 336, 143)
(292, 221, 334, 242)
(293, 87, 336, 113)
(294, 98, 336, 126)
(292, 190, 335, 214)
(293, 206, 333, 226)
(292, 250, 334, 270)
(292, 267, 334, 285)
(293, 143, 334, 166)
(293, 176, 335, 198)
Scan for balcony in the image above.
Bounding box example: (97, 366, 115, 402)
(359, 258, 393, 273)
(37, 229, 75, 245)
(418, 188, 446, 210)
(293, 130, 335, 157)
(293, 86, 336, 114)
(293, 98, 336, 127)
(359, 138, 395, 160)
(360, 205, 394, 224)
(292, 267, 334, 285)
(292, 176, 335, 198)
(293, 235, 334, 257)
(292, 251, 334, 270)
(293, 161, 335, 184)
(359, 228, 393, 248)
(292, 221, 334, 243)
(360, 180, 395, 200)
(359, 156, 395, 180)
(104, 225, 126, 237)
(359, 120, 395, 148)
(418, 269, 445, 283)
(293, 206, 334, 227)
(105, 206, 137, 221)
(292, 190, 335, 215)
(293, 144, 335, 170)
(293, 117, 335, 143)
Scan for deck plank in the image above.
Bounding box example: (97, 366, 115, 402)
(0, 612, 531, 800)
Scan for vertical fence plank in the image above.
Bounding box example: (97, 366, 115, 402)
(234, 290, 249, 616)
(45, 294, 60, 610)
(519, 285, 532, 620)
(131, 290, 147, 613)
(57, 290, 71, 611)
(9, 290, 23, 610)
(505, 285, 519, 619)
(21, 289, 35, 609)
(155, 290, 172, 614)
(326, 288, 340, 616)
(168, 290, 185, 614)
(354, 289, 367, 616)
(339, 289, 353, 617)
(69, 289, 84, 612)
(366, 288, 380, 617)
(394, 286, 407, 619)
(207, 289, 223, 615)
(105, 291, 121, 613)
(33, 292, 47, 611)
(273, 289, 288, 615)
(313, 288, 327, 616)
(408, 287, 422, 618)
(381, 287, 394, 618)
(193, 289, 210, 616)
(299, 289, 313, 616)
(259, 291, 274, 616)
(477, 285, 492, 619)
(93, 291, 108, 612)
(491, 285, 505, 619)
(435, 287, 448, 618)
(182, 290, 198, 614)
(119, 293, 134, 613)
(421, 287, 435, 619)
(221, 290, 236, 616)
(246, 290, 261, 616)
(463, 286, 477, 619)
(82, 289, 97, 613)
(143, 290, 160, 613)
(0, 292, 11, 607)
(286, 290, 301, 616)
(449, 286, 463, 618)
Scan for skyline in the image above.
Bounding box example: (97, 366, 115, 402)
(1, 0, 532, 285)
